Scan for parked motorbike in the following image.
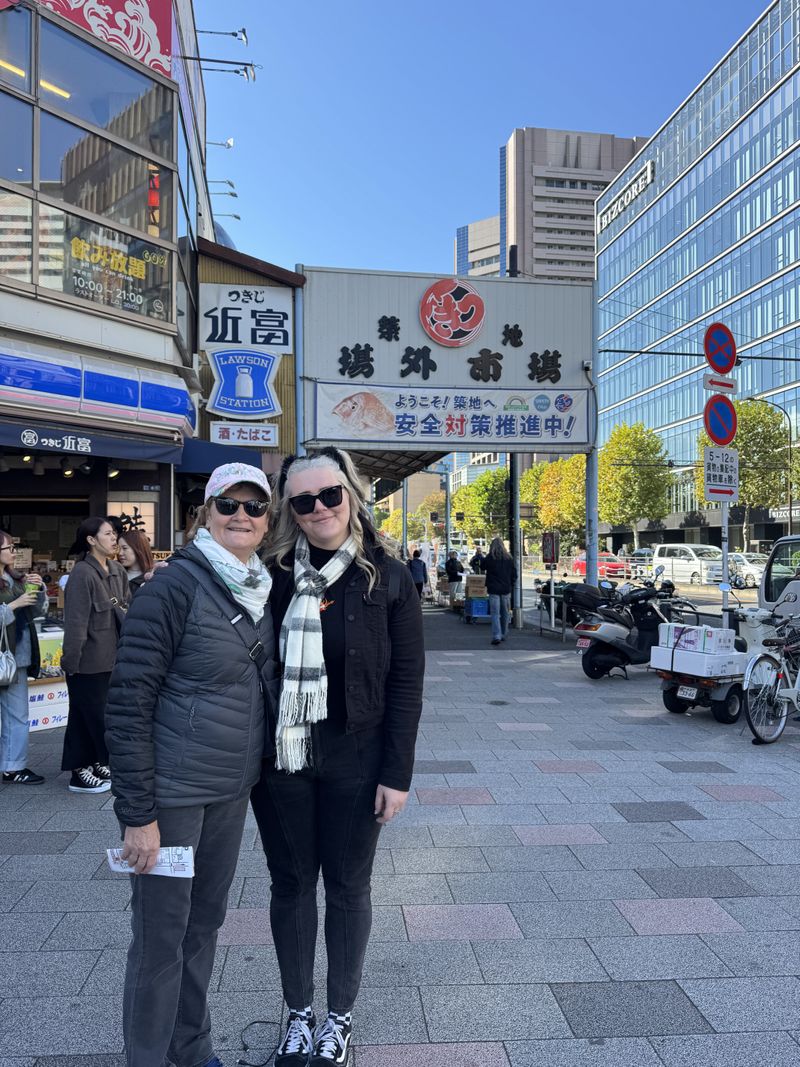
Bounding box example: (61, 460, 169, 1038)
(537, 579, 618, 628)
(573, 569, 695, 679)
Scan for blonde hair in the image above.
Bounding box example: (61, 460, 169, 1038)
(265, 450, 390, 591)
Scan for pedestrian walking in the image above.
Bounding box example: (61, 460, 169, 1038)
(406, 549, 428, 598)
(469, 547, 485, 574)
(444, 549, 465, 607)
(60, 518, 129, 794)
(105, 462, 277, 1067)
(483, 536, 517, 646)
(116, 529, 154, 597)
(252, 446, 424, 1067)
(0, 531, 47, 784)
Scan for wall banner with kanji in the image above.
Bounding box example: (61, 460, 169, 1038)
(314, 382, 589, 449)
(301, 267, 593, 454)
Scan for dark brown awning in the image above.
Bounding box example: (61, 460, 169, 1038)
(345, 449, 447, 481)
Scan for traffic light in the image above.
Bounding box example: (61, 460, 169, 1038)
(430, 511, 439, 522)
(455, 511, 464, 522)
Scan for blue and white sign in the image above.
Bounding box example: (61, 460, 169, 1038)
(206, 349, 283, 421)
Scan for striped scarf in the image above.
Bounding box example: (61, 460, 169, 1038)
(276, 532, 357, 772)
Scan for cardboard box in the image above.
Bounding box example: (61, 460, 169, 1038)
(658, 624, 735, 654)
(465, 576, 486, 595)
(650, 645, 748, 678)
(702, 627, 735, 653)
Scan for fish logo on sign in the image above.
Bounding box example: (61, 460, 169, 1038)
(206, 348, 282, 421)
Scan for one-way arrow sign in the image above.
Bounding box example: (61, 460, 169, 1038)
(704, 446, 739, 504)
(703, 372, 738, 394)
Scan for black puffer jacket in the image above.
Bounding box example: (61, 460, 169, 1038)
(270, 541, 424, 791)
(106, 545, 278, 827)
(483, 554, 517, 596)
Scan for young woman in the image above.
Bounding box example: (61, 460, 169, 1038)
(106, 462, 278, 1067)
(0, 531, 47, 784)
(483, 536, 517, 646)
(60, 518, 129, 794)
(251, 447, 424, 1067)
(116, 529, 155, 596)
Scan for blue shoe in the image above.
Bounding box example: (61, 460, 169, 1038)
(205, 1059, 225, 1067)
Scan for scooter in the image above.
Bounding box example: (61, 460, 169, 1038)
(574, 570, 694, 679)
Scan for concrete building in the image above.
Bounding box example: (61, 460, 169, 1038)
(450, 452, 507, 493)
(375, 470, 442, 514)
(595, 0, 800, 549)
(454, 215, 501, 277)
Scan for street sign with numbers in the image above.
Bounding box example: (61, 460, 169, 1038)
(704, 446, 739, 503)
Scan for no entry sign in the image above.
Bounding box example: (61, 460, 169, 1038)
(704, 323, 737, 374)
(704, 393, 737, 446)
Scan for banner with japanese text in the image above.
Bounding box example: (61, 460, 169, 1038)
(313, 382, 589, 450)
(302, 267, 594, 454)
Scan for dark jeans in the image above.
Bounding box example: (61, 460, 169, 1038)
(61, 671, 110, 771)
(250, 726, 383, 1014)
(414, 583, 423, 598)
(122, 797, 249, 1067)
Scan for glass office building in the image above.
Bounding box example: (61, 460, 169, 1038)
(596, 0, 800, 546)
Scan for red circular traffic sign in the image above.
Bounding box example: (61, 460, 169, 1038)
(704, 394, 737, 446)
(704, 323, 737, 374)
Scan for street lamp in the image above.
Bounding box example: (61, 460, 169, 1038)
(216, 213, 241, 221)
(207, 137, 234, 149)
(751, 396, 793, 536)
(198, 27, 248, 46)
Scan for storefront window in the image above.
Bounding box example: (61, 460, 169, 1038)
(0, 5, 31, 94)
(0, 190, 32, 283)
(0, 91, 32, 185)
(39, 20, 173, 159)
(38, 204, 171, 322)
(40, 112, 173, 240)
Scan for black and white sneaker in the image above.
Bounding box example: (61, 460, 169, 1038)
(93, 763, 111, 782)
(275, 1007, 316, 1067)
(2, 768, 44, 784)
(68, 767, 111, 794)
(310, 1012, 351, 1066)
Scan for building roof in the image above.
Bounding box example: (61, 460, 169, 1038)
(197, 237, 306, 288)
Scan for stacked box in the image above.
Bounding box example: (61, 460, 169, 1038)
(658, 624, 735, 653)
(650, 645, 748, 678)
(465, 576, 487, 596)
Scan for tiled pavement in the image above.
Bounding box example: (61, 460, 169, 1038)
(3, 607, 800, 1064)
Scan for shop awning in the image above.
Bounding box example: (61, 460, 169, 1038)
(344, 449, 448, 481)
(0, 419, 182, 464)
(176, 437, 259, 473)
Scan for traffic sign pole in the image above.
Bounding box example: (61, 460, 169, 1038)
(704, 324, 738, 629)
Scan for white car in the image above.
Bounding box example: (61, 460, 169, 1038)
(729, 552, 768, 588)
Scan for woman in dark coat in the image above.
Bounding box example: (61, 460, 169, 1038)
(252, 447, 424, 1067)
(115, 528, 154, 597)
(105, 462, 278, 1067)
(483, 536, 517, 646)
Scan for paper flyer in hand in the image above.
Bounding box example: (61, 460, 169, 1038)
(106, 845, 195, 877)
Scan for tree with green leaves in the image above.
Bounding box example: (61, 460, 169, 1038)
(695, 398, 788, 548)
(536, 456, 586, 550)
(413, 491, 446, 542)
(470, 467, 510, 540)
(599, 422, 672, 548)
(519, 462, 545, 542)
(379, 508, 423, 544)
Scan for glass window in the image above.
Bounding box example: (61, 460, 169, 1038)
(763, 539, 800, 603)
(0, 91, 32, 185)
(39, 20, 173, 159)
(40, 112, 173, 240)
(0, 190, 32, 283)
(0, 5, 30, 94)
(38, 204, 172, 322)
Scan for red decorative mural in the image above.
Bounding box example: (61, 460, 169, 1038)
(37, 0, 172, 75)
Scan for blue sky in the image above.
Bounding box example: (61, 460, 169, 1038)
(195, 0, 767, 274)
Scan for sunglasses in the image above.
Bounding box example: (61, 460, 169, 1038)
(211, 496, 269, 518)
(289, 484, 344, 515)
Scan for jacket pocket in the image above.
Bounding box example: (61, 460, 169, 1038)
(91, 596, 113, 630)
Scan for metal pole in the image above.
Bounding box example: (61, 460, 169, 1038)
(509, 454, 523, 628)
(721, 500, 731, 629)
(293, 266, 306, 456)
(585, 281, 600, 586)
(444, 475, 451, 557)
(788, 420, 793, 537)
(401, 479, 408, 558)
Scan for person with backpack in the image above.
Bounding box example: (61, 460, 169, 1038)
(483, 537, 518, 646)
(105, 462, 278, 1067)
(406, 549, 428, 598)
(252, 447, 424, 1067)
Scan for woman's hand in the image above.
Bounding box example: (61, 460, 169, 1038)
(374, 784, 409, 825)
(9, 592, 36, 612)
(121, 821, 161, 874)
(23, 573, 43, 588)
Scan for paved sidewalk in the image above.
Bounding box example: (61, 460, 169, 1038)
(2, 606, 800, 1064)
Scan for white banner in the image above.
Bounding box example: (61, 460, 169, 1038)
(210, 422, 279, 447)
(312, 381, 590, 451)
(199, 284, 293, 353)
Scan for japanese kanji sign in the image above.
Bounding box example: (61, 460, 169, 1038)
(314, 383, 590, 448)
(704, 447, 739, 503)
(210, 422, 279, 447)
(302, 267, 592, 453)
(199, 285, 293, 353)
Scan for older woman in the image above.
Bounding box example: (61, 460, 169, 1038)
(105, 462, 278, 1067)
(251, 447, 424, 1067)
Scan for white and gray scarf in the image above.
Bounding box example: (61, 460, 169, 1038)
(193, 527, 272, 622)
(276, 532, 357, 772)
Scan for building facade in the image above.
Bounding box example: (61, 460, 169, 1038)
(596, 0, 800, 549)
(454, 215, 500, 277)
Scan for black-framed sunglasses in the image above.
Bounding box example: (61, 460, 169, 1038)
(211, 496, 269, 518)
(289, 484, 344, 515)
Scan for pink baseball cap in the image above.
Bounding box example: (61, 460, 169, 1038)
(205, 462, 271, 502)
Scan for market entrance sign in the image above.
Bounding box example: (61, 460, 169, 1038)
(301, 268, 593, 454)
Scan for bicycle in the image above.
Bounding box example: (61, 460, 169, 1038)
(743, 612, 800, 743)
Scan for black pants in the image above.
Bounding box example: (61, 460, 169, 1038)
(61, 672, 110, 771)
(250, 726, 383, 1014)
(414, 583, 423, 598)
